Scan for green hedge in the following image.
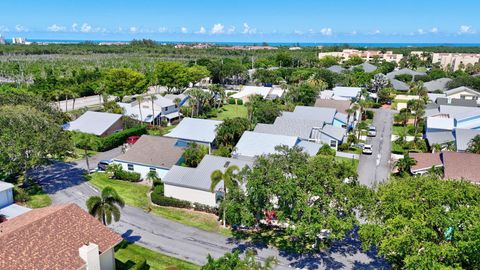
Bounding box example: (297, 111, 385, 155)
(151, 194, 192, 208)
(236, 99, 243, 105)
(193, 203, 218, 214)
(152, 184, 164, 196)
(228, 97, 236, 104)
(113, 170, 141, 182)
(73, 125, 147, 151)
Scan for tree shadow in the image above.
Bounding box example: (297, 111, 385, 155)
(32, 161, 88, 194)
(122, 229, 142, 243)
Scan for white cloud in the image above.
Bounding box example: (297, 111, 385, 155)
(242, 23, 256, 34)
(308, 29, 315, 34)
(372, 29, 381, 35)
(129, 26, 138, 33)
(15, 24, 28, 32)
(351, 30, 357, 35)
(459, 25, 475, 34)
(417, 29, 425, 35)
(320, 27, 333, 36)
(211, 23, 224, 34)
(294, 30, 303, 35)
(80, 23, 92, 33)
(227, 26, 236, 34)
(430, 27, 438, 33)
(180, 27, 188, 34)
(47, 24, 66, 32)
(71, 23, 78, 32)
(0, 25, 10, 32)
(196, 26, 206, 34)
(158, 27, 167, 33)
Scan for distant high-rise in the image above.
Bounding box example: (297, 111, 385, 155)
(12, 37, 27, 44)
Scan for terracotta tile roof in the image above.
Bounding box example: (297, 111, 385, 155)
(410, 153, 443, 172)
(443, 151, 480, 183)
(314, 99, 352, 114)
(0, 203, 122, 270)
(114, 135, 184, 169)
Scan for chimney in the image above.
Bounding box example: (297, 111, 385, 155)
(79, 243, 101, 270)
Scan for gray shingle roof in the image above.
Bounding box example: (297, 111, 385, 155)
(423, 78, 452, 92)
(389, 78, 410, 91)
(351, 62, 378, 73)
(314, 99, 352, 114)
(426, 131, 455, 146)
(386, 68, 427, 79)
(455, 129, 480, 151)
(253, 118, 320, 139)
(165, 118, 222, 144)
(163, 155, 253, 191)
(436, 98, 478, 107)
(114, 135, 184, 169)
(327, 65, 345, 73)
(285, 106, 337, 124)
(64, 111, 122, 136)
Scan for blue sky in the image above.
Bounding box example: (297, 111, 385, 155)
(1, 0, 479, 43)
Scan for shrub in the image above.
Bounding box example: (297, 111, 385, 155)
(152, 184, 164, 196)
(152, 178, 163, 188)
(337, 143, 350, 152)
(228, 97, 236, 104)
(365, 110, 375, 119)
(236, 99, 243, 105)
(395, 74, 413, 83)
(113, 170, 141, 182)
(13, 186, 30, 203)
(317, 144, 336, 156)
(193, 203, 218, 214)
(151, 194, 191, 208)
(99, 125, 147, 151)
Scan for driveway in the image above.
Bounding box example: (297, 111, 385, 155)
(357, 109, 394, 188)
(34, 150, 390, 269)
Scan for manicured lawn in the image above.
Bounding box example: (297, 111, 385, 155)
(64, 148, 97, 162)
(213, 104, 248, 120)
(115, 241, 200, 270)
(334, 156, 359, 170)
(147, 125, 177, 136)
(87, 173, 228, 235)
(87, 173, 150, 208)
(25, 184, 52, 208)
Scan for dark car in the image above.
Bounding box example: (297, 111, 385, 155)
(97, 160, 112, 171)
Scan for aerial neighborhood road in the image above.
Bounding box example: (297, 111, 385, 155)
(358, 109, 395, 188)
(34, 149, 389, 269)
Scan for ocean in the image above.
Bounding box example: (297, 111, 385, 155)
(25, 39, 480, 48)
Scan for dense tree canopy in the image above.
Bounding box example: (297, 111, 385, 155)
(360, 176, 480, 269)
(215, 117, 251, 147)
(223, 147, 370, 253)
(246, 95, 282, 125)
(103, 68, 148, 100)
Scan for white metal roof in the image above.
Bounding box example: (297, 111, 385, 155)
(165, 117, 222, 144)
(64, 111, 122, 136)
(234, 131, 299, 158)
(231, 86, 272, 99)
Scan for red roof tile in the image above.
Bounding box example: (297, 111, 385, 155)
(0, 203, 122, 270)
(410, 152, 443, 172)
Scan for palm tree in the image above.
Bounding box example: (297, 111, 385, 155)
(75, 133, 98, 172)
(86, 187, 125, 225)
(173, 97, 182, 108)
(210, 165, 240, 227)
(63, 89, 71, 111)
(356, 121, 368, 140)
(407, 99, 425, 136)
(149, 94, 158, 125)
(94, 83, 105, 105)
(71, 91, 80, 111)
(395, 154, 417, 175)
(146, 170, 160, 186)
(136, 96, 144, 122)
(395, 109, 411, 134)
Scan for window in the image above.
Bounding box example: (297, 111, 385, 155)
(330, 140, 337, 148)
(149, 168, 156, 172)
(127, 164, 134, 171)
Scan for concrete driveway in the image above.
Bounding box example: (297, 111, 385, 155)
(34, 150, 390, 269)
(357, 109, 395, 188)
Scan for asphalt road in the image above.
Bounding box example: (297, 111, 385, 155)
(357, 109, 394, 188)
(34, 149, 390, 269)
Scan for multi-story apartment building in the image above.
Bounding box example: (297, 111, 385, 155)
(318, 49, 404, 64)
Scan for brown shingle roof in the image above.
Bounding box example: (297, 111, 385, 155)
(410, 152, 443, 172)
(115, 135, 184, 169)
(314, 99, 352, 114)
(443, 151, 480, 183)
(0, 203, 122, 270)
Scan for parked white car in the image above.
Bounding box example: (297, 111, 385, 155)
(362, 144, 373, 155)
(367, 126, 377, 137)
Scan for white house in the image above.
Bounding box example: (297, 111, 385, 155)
(0, 181, 14, 208)
(0, 181, 30, 221)
(113, 135, 184, 179)
(444, 86, 480, 102)
(119, 95, 181, 124)
(163, 155, 253, 207)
